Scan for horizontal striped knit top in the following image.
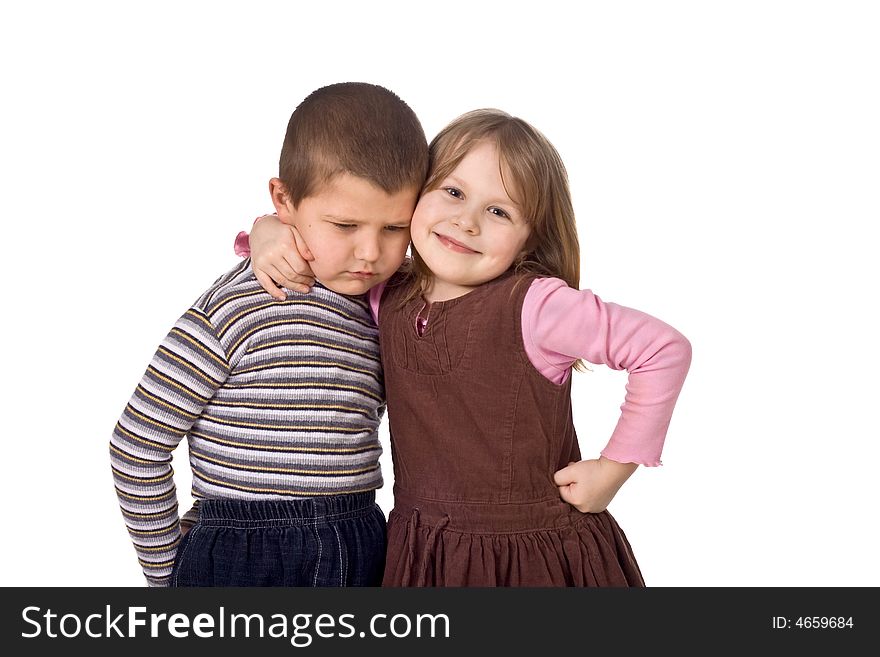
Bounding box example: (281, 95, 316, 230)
(110, 259, 385, 586)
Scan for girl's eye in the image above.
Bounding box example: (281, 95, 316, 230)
(332, 223, 356, 230)
(384, 225, 407, 232)
(443, 187, 463, 199)
(489, 207, 511, 220)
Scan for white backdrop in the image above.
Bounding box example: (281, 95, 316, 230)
(1, 0, 877, 586)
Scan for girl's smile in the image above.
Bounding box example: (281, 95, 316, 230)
(433, 232, 480, 254)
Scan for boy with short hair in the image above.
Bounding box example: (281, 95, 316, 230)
(110, 82, 427, 586)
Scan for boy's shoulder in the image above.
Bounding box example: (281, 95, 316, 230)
(188, 260, 375, 335)
(191, 258, 262, 314)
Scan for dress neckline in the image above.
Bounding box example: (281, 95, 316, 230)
(414, 271, 516, 310)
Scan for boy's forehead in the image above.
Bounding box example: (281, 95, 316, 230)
(308, 174, 418, 222)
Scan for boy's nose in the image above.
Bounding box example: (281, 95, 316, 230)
(355, 236, 381, 262)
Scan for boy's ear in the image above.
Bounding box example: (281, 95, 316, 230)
(269, 178, 294, 222)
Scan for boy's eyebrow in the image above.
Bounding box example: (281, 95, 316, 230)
(322, 214, 410, 225)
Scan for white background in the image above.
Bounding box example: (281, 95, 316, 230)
(1, 1, 878, 586)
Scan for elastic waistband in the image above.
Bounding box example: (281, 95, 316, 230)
(198, 492, 377, 527)
(392, 487, 586, 534)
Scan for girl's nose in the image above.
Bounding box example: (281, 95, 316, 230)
(452, 208, 480, 234)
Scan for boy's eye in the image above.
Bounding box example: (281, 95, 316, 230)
(384, 225, 407, 232)
(443, 187, 463, 199)
(332, 223, 356, 230)
(489, 207, 511, 220)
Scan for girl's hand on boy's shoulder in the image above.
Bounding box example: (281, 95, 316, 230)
(553, 457, 638, 513)
(250, 214, 316, 299)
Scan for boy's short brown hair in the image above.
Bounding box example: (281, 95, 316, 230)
(279, 82, 428, 207)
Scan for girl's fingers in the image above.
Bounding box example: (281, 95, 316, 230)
(265, 264, 296, 289)
(281, 256, 316, 287)
(254, 269, 287, 301)
(273, 254, 299, 281)
(266, 265, 311, 295)
(552, 463, 577, 486)
(557, 484, 575, 506)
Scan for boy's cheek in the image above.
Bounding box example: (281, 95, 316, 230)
(387, 239, 410, 267)
(394, 231, 412, 252)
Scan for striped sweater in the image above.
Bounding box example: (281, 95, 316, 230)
(110, 259, 385, 586)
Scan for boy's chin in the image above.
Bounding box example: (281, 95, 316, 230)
(319, 275, 382, 296)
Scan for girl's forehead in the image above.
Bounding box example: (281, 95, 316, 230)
(451, 140, 501, 174)
(430, 138, 527, 210)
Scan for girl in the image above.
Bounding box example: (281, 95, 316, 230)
(241, 109, 692, 586)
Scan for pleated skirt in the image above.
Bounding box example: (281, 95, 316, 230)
(382, 488, 645, 587)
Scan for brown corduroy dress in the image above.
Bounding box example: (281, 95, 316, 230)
(378, 272, 645, 587)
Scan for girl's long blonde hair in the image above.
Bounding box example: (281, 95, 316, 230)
(403, 108, 581, 303)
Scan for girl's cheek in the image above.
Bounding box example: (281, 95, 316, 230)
(410, 211, 429, 230)
(415, 200, 443, 226)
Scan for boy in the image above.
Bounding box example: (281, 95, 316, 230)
(110, 82, 427, 586)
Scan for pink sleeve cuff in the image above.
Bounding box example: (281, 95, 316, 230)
(233, 231, 251, 258)
(234, 215, 276, 258)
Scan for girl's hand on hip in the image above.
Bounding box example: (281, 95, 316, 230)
(553, 457, 638, 513)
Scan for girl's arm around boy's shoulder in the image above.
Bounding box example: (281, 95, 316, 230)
(236, 216, 316, 300)
(522, 277, 692, 467)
